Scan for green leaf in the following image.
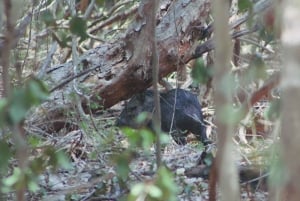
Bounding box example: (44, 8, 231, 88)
(135, 112, 151, 125)
(8, 93, 28, 124)
(44, 147, 71, 170)
(3, 167, 21, 187)
(69, 16, 88, 41)
(155, 166, 177, 201)
(26, 78, 49, 105)
(30, 157, 45, 175)
(148, 185, 163, 198)
(55, 150, 71, 169)
(5, 78, 48, 125)
(41, 10, 55, 26)
(238, 0, 253, 12)
(27, 135, 42, 147)
(122, 127, 139, 145)
(28, 180, 40, 192)
(0, 98, 7, 110)
(0, 99, 8, 126)
(131, 183, 145, 196)
(0, 141, 12, 172)
(114, 151, 131, 180)
(160, 132, 171, 145)
(140, 129, 155, 149)
(191, 58, 212, 84)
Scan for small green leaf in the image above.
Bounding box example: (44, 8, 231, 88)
(27, 180, 40, 192)
(0, 99, 8, 126)
(122, 127, 139, 145)
(8, 97, 28, 124)
(131, 183, 145, 196)
(69, 16, 88, 41)
(26, 79, 49, 105)
(0, 98, 7, 110)
(238, 0, 253, 12)
(3, 168, 21, 187)
(156, 166, 178, 201)
(55, 150, 71, 169)
(159, 132, 170, 145)
(41, 10, 55, 26)
(140, 129, 155, 149)
(0, 141, 12, 172)
(27, 135, 42, 147)
(148, 185, 163, 198)
(114, 151, 132, 180)
(135, 112, 151, 125)
(191, 58, 212, 84)
(44, 147, 71, 170)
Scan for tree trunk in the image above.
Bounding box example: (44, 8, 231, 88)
(276, 0, 300, 200)
(212, 0, 240, 200)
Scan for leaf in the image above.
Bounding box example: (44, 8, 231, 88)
(191, 58, 212, 84)
(55, 150, 71, 169)
(0, 99, 8, 127)
(140, 129, 155, 149)
(3, 167, 21, 187)
(0, 140, 12, 172)
(155, 166, 178, 201)
(114, 151, 132, 180)
(27, 180, 40, 192)
(41, 10, 55, 26)
(69, 16, 88, 41)
(7, 78, 49, 125)
(238, 0, 253, 12)
(135, 112, 151, 125)
(26, 78, 49, 105)
(8, 90, 28, 124)
(147, 185, 163, 198)
(130, 183, 145, 196)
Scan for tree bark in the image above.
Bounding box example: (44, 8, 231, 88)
(212, 0, 240, 200)
(276, 0, 300, 200)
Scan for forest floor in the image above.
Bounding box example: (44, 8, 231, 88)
(17, 99, 275, 201)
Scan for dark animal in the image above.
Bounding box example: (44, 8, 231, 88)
(116, 89, 209, 145)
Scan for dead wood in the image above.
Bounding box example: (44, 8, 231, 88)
(27, 0, 211, 133)
(28, 0, 273, 134)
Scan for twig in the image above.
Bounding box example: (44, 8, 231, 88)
(230, 0, 272, 29)
(238, 37, 275, 54)
(89, 5, 138, 35)
(69, 0, 89, 121)
(83, 0, 95, 19)
(191, 26, 259, 61)
(37, 42, 58, 79)
(49, 63, 106, 93)
(189, 0, 272, 61)
(241, 172, 269, 185)
(88, 0, 136, 28)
